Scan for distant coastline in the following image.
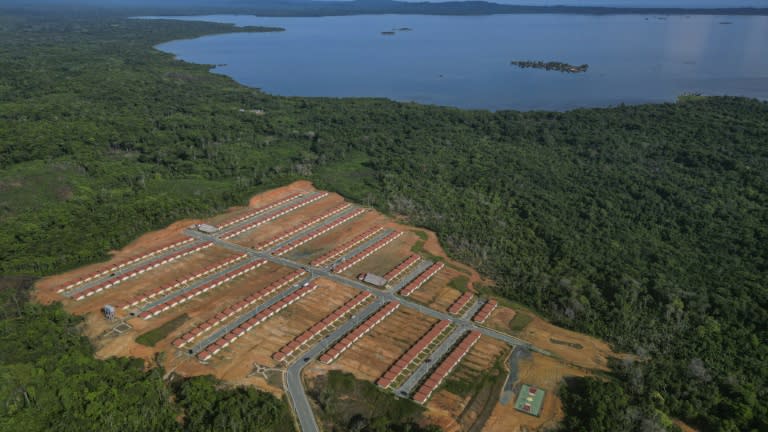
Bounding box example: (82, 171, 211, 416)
(133, 0, 768, 17)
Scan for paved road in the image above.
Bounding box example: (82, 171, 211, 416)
(188, 275, 314, 355)
(263, 206, 362, 254)
(461, 297, 484, 321)
(284, 299, 387, 432)
(215, 191, 317, 235)
(387, 259, 433, 293)
(322, 228, 394, 271)
(396, 325, 468, 396)
(137, 254, 266, 313)
(61, 239, 209, 298)
(183, 228, 550, 432)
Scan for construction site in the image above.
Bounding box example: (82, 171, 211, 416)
(35, 181, 629, 432)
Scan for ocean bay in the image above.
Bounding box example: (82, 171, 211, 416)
(151, 14, 768, 111)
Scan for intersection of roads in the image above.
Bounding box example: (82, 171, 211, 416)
(183, 224, 548, 432)
(58, 195, 554, 432)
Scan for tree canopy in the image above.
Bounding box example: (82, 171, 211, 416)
(0, 9, 766, 431)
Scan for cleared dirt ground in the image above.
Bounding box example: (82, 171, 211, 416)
(227, 195, 346, 248)
(210, 278, 361, 367)
(520, 315, 630, 371)
(485, 305, 518, 332)
(334, 234, 420, 280)
(283, 211, 384, 264)
(49, 245, 242, 317)
(315, 305, 439, 382)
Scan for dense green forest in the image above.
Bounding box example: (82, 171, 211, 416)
(0, 9, 766, 432)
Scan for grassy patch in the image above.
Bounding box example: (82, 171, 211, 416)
(550, 338, 584, 349)
(508, 313, 533, 332)
(136, 314, 189, 347)
(0, 159, 88, 218)
(448, 275, 470, 292)
(443, 377, 476, 397)
(314, 370, 426, 431)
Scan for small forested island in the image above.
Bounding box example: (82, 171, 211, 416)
(511, 60, 589, 73)
(382, 27, 412, 35)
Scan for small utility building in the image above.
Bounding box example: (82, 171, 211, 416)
(195, 224, 219, 234)
(357, 273, 387, 287)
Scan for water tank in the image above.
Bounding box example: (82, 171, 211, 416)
(103, 304, 116, 320)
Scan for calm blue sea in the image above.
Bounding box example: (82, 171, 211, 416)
(149, 14, 768, 111)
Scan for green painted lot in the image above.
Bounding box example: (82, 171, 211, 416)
(514, 384, 545, 417)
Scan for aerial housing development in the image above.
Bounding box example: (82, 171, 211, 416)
(36, 181, 631, 432)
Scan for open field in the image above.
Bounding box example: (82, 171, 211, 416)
(519, 314, 630, 371)
(485, 304, 519, 331)
(33, 181, 632, 430)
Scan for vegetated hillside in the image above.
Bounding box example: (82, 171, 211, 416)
(0, 10, 765, 432)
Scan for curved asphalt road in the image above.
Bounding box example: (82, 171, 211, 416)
(184, 228, 550, 432)
(284, 299, 386, 432)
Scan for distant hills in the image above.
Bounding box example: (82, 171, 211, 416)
(3, 0, 768, 16)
